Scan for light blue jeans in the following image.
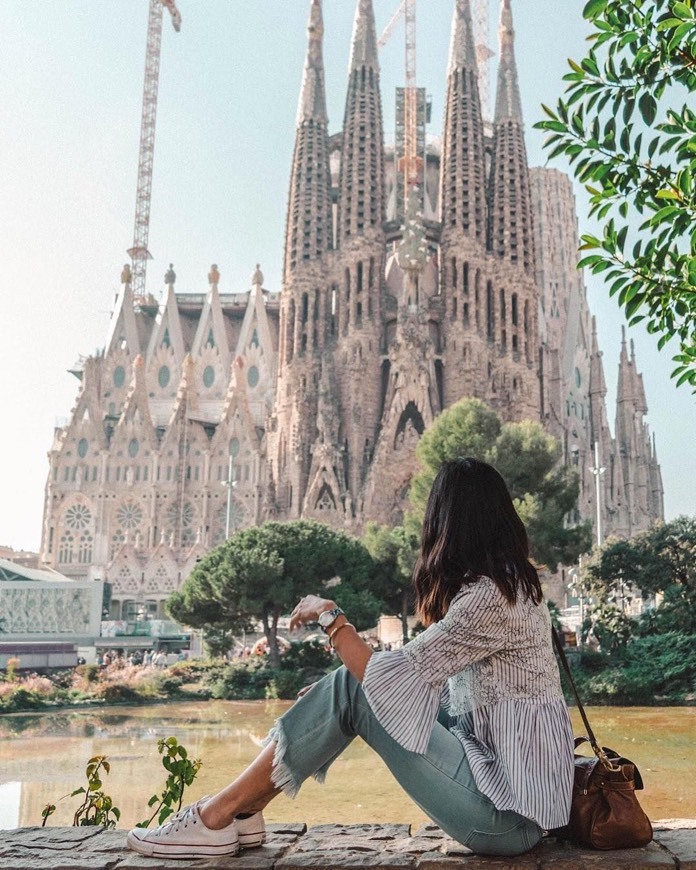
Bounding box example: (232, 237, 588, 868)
(268, 666, 543, 856)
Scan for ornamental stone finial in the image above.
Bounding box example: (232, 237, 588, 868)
(165, 264, 176, 285)
(252, 263, 264, 287)
(121, 264, 132, 286)
(208, 264, 220, 286)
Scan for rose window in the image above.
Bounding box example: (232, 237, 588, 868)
(65, 504, 92, 530)
(116, 502, 144, 530)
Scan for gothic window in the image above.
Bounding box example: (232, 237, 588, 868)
(316, 483, 337, 512)
(65, 503, 92, 530)
(203, 366, 215, 389)
(463, 262, 469, 295)
(357, 261, 363, 293)
(302, 292, 309, 325)
(247, 365, 260, 388)
(58, 531, 75, 564)
(250, 328, 259, 348)
(128, 438, 139, 458)
(500, 289, 506, 323)
(78, 532, 93, 564)
(162, 329, 171, 348)
(511, 293, 519, 326)
(207, 328, 215, 348)
(463, 303, 469, 326)
(486, 280, 495, 340)
(113, 366, 126, 389)
(78, 438, 89, 459)
(451, 257, 457, 291)
(453, 297, 458, 319)
(229, 437, 241, 457)
(158, 365, 171, 388)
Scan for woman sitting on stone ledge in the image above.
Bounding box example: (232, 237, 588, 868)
(127, 457, 575, 860)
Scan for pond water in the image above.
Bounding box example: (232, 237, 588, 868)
(0, 701, 693, 830)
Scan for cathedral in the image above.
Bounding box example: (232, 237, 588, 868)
(40, 0, 663, 621)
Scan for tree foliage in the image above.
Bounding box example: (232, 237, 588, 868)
(168, 520, 378, 667)
(535, 0, 696, 387)
(363, 523, 419, 644)
(584, 515, 696, 635)
(407, 399, 591, 571)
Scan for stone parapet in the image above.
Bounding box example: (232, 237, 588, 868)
(0, 820, 694, 870)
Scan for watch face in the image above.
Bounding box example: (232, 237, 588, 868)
(318, 608, 341, 629)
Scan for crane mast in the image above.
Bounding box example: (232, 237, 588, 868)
(128, 0, 181, 304)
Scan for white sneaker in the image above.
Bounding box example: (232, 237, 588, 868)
(126, 803, 240, 858)
(171, 797, 266, 849)
(235, 811, 267, 848)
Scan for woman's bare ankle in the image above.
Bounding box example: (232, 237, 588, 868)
(198, 798, 237, 830)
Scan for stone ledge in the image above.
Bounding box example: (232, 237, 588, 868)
(0, 820, 693, 870)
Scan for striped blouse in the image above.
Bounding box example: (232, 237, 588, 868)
(362, 575, 575, 830)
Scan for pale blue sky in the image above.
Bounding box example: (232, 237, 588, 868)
(0, 0, 693, 552)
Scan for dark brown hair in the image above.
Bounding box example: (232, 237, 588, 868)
(413, 457, 542, 625)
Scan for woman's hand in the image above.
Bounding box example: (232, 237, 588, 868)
(289, 595, 337, 631)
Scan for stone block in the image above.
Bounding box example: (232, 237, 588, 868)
(276, 851, 414, 870)
(414, 824, 445, 840)
(654, 828, 696, 870)
(385, 837, 449, 854)
(305, 823, 411, 840)
(536, 836, 675, 870)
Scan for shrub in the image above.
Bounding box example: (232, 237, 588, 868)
(97, 683, 142, 704)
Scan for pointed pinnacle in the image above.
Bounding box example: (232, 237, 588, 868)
(349, 0, 379, 71)
(494, 0, 523, 123)
(297, 0, 328, 125)
(448, 0, 478, 74)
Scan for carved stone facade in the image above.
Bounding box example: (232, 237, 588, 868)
(41, 0, 662, 613)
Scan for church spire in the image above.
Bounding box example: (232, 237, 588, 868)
(349, 0, 379, 71)
(448, 0, 477, 72)
(297, 0, 328, 125)
(440, 0, 487, 243)
(494, 0, 523, 122)
(337, 0, 385, 243)
(488, 0, 534, 273)
(283, 0, 333, 280)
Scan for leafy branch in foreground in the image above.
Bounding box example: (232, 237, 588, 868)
(137, 736, 203, 828)
(535, 0, 696, 387)
(39, 737, 201, 829)
(41, 755, 122, 829)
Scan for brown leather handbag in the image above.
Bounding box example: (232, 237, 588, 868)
(553, 631, 653, 850)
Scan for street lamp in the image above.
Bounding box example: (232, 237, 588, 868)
(589, 441, 606, 547)
(222, 456, 237, 538)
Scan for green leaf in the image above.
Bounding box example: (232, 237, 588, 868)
(639, 92, 657, 126)
(656, 189, 681, 200)
(583, 0, 608, 18)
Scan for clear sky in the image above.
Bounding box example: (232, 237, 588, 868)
(0, 0, 693, 553)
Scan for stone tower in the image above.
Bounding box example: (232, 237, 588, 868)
(268, 0, 334, 519)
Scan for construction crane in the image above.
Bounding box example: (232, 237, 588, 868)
(378, 0, 422, 194)
(128, 0, 181, 304)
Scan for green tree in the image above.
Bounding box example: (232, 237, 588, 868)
(168, 520, 378, 667)
(535, 0, 696, 387)
(363, 523, 419, 644)
(407, 398, 591, 571)
(584, 516, 696, 635)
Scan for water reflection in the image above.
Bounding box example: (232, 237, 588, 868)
(0, 702, 694, 829)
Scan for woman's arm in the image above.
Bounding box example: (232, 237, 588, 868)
(289, 594, 373, 682)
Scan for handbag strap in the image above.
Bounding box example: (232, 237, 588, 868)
(552, 628, 616, 769)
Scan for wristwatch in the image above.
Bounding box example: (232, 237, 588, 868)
(318, 607, 344, 633)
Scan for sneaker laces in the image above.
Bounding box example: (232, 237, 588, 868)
(156, 805, 199, 836)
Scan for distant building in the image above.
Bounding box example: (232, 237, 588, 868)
(40, 0, 662, 621)
(0, 558, 103, 669)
